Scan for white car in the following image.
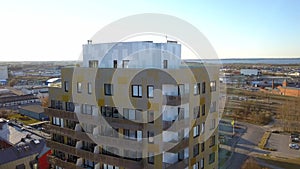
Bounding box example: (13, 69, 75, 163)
(289, 143, 300, 150)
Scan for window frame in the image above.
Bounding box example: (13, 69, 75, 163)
(104, 84, 113, 96)
(132, 85, 142, 97)
(147, 85, 154, 98)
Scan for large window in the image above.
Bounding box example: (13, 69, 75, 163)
(148, 152, 154, 164)
(209, 152, 215, 164)
(193, 143, 199, 157)
(210, 135, 216, 147)
(123, 108, 136, 120)
(201, 104, 206, 116)
(148, 111, 154, 123)
(147, 85, 154, 98)
(193, 106, 200, 119)
(194, 83, 200, 95)
(148, 131, 154, 143)
(104, 84, 113, 96)
(192, 162, 199, 169)
(132, 85, 142, 97)
(193, 125, 200, 138)
(200, 158, 204, 169)
(201, 142, 205, 152)
(210, 101, 216, 113)
(77, 82, 82, 93)
(64, 81, 69, 92)
(122, 60, 129, 68)
(88, 82, 92, 94)
(89, 60, 98, 68)
(210, 81, 216, 92)
(202, 82, 206, 94)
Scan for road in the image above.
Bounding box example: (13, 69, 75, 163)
(222, 122, 268, 169)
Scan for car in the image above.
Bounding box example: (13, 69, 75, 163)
(292, 137, 300, 143)
(289, 143, 300, 150)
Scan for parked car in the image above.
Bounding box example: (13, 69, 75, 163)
(289, 143, 300, 150)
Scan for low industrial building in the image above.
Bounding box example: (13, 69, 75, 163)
(19, 105, 49, 121)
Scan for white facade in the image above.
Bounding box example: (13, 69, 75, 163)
(82, 41, 181, 69)
(240, 69, 261, 76)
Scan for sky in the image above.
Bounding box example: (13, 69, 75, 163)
(0, 0, 300, 61)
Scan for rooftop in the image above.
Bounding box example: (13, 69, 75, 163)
(19, 105, 44, 114)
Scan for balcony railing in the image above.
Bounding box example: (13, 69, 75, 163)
(46, 139, 142, 168)
(47, 155, 84, 169)
(163, 158, 189, 169)
(44, 107, 78, 121)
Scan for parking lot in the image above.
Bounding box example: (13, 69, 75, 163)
(266, 133, 300, 158)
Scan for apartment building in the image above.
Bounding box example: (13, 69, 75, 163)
(45, 41, 219, 169)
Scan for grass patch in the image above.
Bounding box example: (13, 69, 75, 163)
(7, 113, 39, 125)
(258, 131, 276, 151)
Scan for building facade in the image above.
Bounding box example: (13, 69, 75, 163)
(45, 41, 219, 169)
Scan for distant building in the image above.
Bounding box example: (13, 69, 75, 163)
(0, 66, 8, 85)
(19, 105, 49, 121)
(240, 69, 262, 76)
(0, 119, 51, 169)
(277, 80, 300, 97)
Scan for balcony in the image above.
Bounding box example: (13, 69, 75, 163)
(162, 118, 190, 131)
(46, 140, 142, 168)
(45, 124, 93, 142)
(163, 94, 188, 106)
(47, 155, 84, 169)
(44, 107, 78, 121)
(163, 138, 189, 153)
(163, 158, 188, 169)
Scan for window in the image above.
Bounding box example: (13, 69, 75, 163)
(200, 158, 204, 169)
(193, 106, 200, 119)
(201, 142, 205, 152)
(113, 60, 117, 68)
(210, 81, 216, 92)
(193, 143, 199, 157)
(77, 82, 82, 93)
(104, 84, 113, 96)
(103, 163, 119, 169)
(148, 131, 154, 143)
(178, 108, 184, 120)
(112, 107, 119, 118)
(192, 162, 199, 169)
(193, 125, 200, 138)
(210, 119, 216, 130)
(202, 82, 206, 94)
(210, 101, 216, 113)
(147, 85, 154, 98)
(163, 60, 168, 69)
(132, 85, 142, 97)
(122, 60, 129, 68)
(123, 108, 136, 120)
(148, 111, 154, 123)
(101, 106, 113, 117)
(202, 104, 206, 116)
(65, 102, 75, 112)
(201, 122, 205, 134)
(148, 152, 154, 164)
(89, 60, 98, 68)
(209, 152, 215, 164)
(210, 135, 216, 147)
(137, 130, 142, 141)
(87, 82, 92, 94)
(124, 129, 137, 140)
(82, 104, 92, 115)
(178, 150, 184, 161)
(178, 84, 185, 95)
(64, 81, 69, 92)
(194, 83, 200, 95)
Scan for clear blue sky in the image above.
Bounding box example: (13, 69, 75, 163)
(0, 0, 300, 61)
